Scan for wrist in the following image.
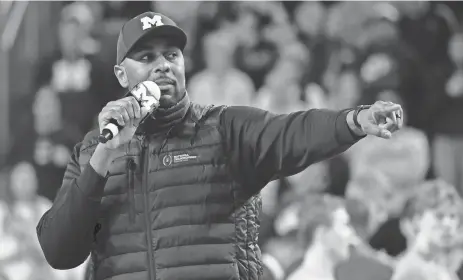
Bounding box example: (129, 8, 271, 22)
(347, 110, 366, 136)
(89, 144, 117, 177)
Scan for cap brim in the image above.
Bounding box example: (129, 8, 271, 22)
(123, 25, 187, 62)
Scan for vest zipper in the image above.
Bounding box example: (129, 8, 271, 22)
(142, 138, 155, 280)
(127, 159, 136, 224)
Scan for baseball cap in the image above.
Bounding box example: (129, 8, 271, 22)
(116, 12, 187, 64)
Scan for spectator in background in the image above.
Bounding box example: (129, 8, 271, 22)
(34, 2, 108, 135)
(396, 2, 454, 131)
(431, 32, 463, 196)
(346, 169, 402, 243)
(335, 197, 394, 280)
(287, 195, 357, 280)
(293, 1, 331, 86)
(357, 50, 400, 106)
(345, 168, 408, 257)
(328, 69, 361, 111)
(233, 7, 278, 90)
(397, 2, 450, 66)
(9, 86, 82, 201)
(32, 86, 80, 201)
(393, 180, 463, 280)
(346, 91, 431, 257)
(189, 2, 239, 79)
(254, 40, 309, 110)
(188, 30, 255, 106)
(254, 58, 306, 114)
(0, 162, 87, 280)
(1, 162, 52, 280)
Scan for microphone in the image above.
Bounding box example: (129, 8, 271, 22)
(98, 81, 161, 144)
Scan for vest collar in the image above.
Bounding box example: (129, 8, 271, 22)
(138, 92, 190, 135)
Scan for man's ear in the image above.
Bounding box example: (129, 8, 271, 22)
(114, 64, 128, 88)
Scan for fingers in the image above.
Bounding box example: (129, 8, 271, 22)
(380, 117, 395, 132)
(373, 101, 402, 134)
(119, 97, 140, 119)
(112, 113, 125, 126)
(378, 104, 401, 114)
(127, 97, 141, 119)
(140, 105, 150, 118)
(100, 97, 142, 127)
(369, 125, 392, 139)
(105, 104, 130, 126)
(133, 107, 152, 127)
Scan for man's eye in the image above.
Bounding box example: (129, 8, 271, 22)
(166, 52, 178, 60)
(140, 54, 153, 62)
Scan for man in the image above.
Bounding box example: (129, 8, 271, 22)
(36, 12, 403, 280)
(346, 168, 408, 257)
(393, 180, 463, 280)
(335, 195, 394, 280)
(287, 195, 358, 280)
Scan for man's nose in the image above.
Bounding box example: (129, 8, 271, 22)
(153, 57, 171, 73)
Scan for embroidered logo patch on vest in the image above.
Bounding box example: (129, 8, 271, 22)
(162, 154, 173, 166)
(162, 153, 198, 166)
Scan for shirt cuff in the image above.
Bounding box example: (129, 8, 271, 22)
(76, 164, 108, 201)
(335, 110, 366, 145)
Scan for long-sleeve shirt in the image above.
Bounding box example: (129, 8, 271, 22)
(36, 106, 362, 269)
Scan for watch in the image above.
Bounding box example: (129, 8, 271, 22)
(353, 105, 371, 129)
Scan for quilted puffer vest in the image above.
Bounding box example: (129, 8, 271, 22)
(78, 103, 262, 280)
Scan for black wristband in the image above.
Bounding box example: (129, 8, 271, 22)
(353, 105, 371, 129)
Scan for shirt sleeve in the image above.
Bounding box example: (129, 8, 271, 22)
(36, 142, 107, 269)
(220, 106, 363, 194)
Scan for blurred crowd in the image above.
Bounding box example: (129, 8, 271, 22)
(2, 1, 463, 280)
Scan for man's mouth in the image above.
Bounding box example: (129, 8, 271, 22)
(154, 78, 175, 86)
(153, 78, 175, 92)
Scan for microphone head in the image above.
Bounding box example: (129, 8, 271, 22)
(141, 81, 161, 102)
(131, 81, 161, 111)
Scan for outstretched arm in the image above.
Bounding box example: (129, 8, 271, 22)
(221, 101, 402, 194)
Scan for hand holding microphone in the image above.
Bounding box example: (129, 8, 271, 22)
(98, 81, 161, 149)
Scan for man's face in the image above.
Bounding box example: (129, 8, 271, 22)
(346, 177, 400, 234)
(58, 20, 84, 57)
(324, 208, 356, 261)
(415, 206, 462, 249)
(119, 37, 186, 107)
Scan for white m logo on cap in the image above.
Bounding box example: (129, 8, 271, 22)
(141, 15, 164, 30)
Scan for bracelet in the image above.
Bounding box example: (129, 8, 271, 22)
(353, 105, 371, 129)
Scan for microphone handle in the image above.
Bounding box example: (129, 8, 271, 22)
(98, 120, 123, 144)
(97, 81, 160, 144)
